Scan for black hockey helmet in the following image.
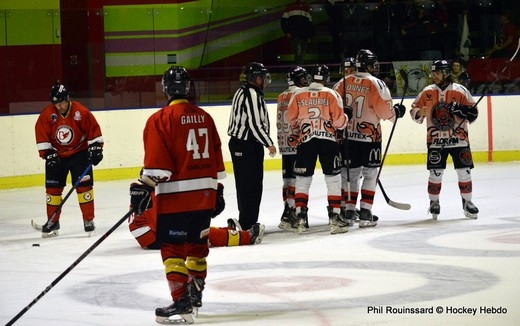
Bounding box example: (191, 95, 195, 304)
(431, 59, 451, 78)
(243, 62, 271, 84)
(287, 66, 310, 87)
(341, 56, 356, 70)
(311, 64, 330, 83)
(355, 49, 379, 76)
(162, 66, 190, 97)
(49, 84, 70, 104)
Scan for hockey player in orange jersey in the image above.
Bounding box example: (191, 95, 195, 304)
(333, 49, 405, 228)
(276, 66, 311, 231)
(410, 59, 479, 220)
(286, 64, 350, 235)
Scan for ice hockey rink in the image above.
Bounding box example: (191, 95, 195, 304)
(1, 162, 519, 326)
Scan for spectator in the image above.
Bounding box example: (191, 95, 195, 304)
(372, 0, 405, 61)
(335, 0, 373, 58)
(451, 58, 471, 89)
(486, 12, 519, 58)
(281, 0, 315, 64)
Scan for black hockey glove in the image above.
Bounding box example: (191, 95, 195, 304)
(449, 102, 468, 119)
(45, 150, 61, 170)
(211, 183, 225, 218)
(344, 106, 353, 120)
(393, 104, 406, 119)
(465, 106, 478, 123)
(130, 182, 153, 215)
(88, 142, 103, 166)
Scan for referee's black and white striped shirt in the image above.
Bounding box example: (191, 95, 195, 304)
(227, 83, 274, 147)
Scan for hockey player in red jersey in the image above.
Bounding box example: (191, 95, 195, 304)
(128, 191, 265, 249)
(129, 66, 226, 324)
(286, 64, 349, 235)
(276, 66, 310, 231)
(410, 59, 479, 220)
(333, 49, 405, 228)
(35, 83, 103, 237)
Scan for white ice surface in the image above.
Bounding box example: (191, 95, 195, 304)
(1, 162, 520, 326)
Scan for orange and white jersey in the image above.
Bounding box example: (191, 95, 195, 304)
(286, 82, 347, 144)
(410, 82, 476, 148)
(334, 72, 394, 143)
(142, 99, 226, 215)
(276, 85, 300, 154)
(35, 101, 103, 158)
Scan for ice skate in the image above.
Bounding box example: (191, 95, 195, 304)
(340, 207, 357, 227)
(428, 200, 440, 220)
(278, 203, 297, 231)
(358, 208, 377, 228)
(41, 220, 60, 238)
(83, 219, 95, 235)
(227, 218, 242, 231)
(155, 296, 194, 324)
(187, 278, 204, 317)
(293, 207, 309, 235)
(249, 223, 265, 244)
(462, 198, 479, 219)
(328, 206, 349, 234)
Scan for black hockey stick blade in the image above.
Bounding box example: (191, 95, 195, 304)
(378, 179, 411, 210)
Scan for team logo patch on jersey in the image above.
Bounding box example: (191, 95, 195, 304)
(74, 111, 82, 121)
(431, 102, 454, 131)
(55, 125, 74, 145)
(429, 150, 442, 165)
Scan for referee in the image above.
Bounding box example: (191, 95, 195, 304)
(227, 62, 277, 230)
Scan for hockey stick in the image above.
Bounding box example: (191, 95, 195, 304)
(7, 209, 134, 326)
(31, 163, 93, 235)
(376, 68, 411, 210)
(341, 59, 351, 201)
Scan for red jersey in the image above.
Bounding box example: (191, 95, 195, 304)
(142, 99, 226, 214)
(286, 82, 347, 144)
(334, 72, 394, 143)
(277, 85, 300, 154)
(35, 101, 103, 158)
(411, 82, 476, 148)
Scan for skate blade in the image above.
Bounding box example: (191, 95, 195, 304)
(432, 214, 438, 221)
(295, 225, 307, 235)
(41, 230, 59, 238)
(192, 307, 198, 317)
(330, 226, 349, 234)
(464, 212, 478, 219)
(155, 313, 194, 324)
(358, 221, 377, 228)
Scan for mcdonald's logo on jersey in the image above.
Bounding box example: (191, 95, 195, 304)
(369, 148, 381, 162)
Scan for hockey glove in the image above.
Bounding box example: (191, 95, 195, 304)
(393, 104, 406, 119)
(465, 106, 478, 123)
(45, 150, 61, 170)
(449, 102, 470, 119)
(130, 182, 153, 215)
(344, 106, 353, 120)
(211, 183, 225, 218)
(88, 142, 103, 166)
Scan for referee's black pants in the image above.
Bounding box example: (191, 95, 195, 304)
(228, 137, 265, 230)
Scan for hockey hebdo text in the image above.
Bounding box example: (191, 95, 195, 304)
(367, 305, 508, 316)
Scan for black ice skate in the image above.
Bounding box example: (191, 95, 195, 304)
(41, 220, 60, 238)
(462, 198, 479, 219)
(83, 219, 95, 233)
(340, 207, 357, 227)
(249, 223, 265, 244)
(328, 206, 349, 234)
(428, 200, 440, 220)
(358, 208, 377, 228)
(278, 203, 297, 231)
(155, 296, 194, 324)
(293, 207, 309, 235)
